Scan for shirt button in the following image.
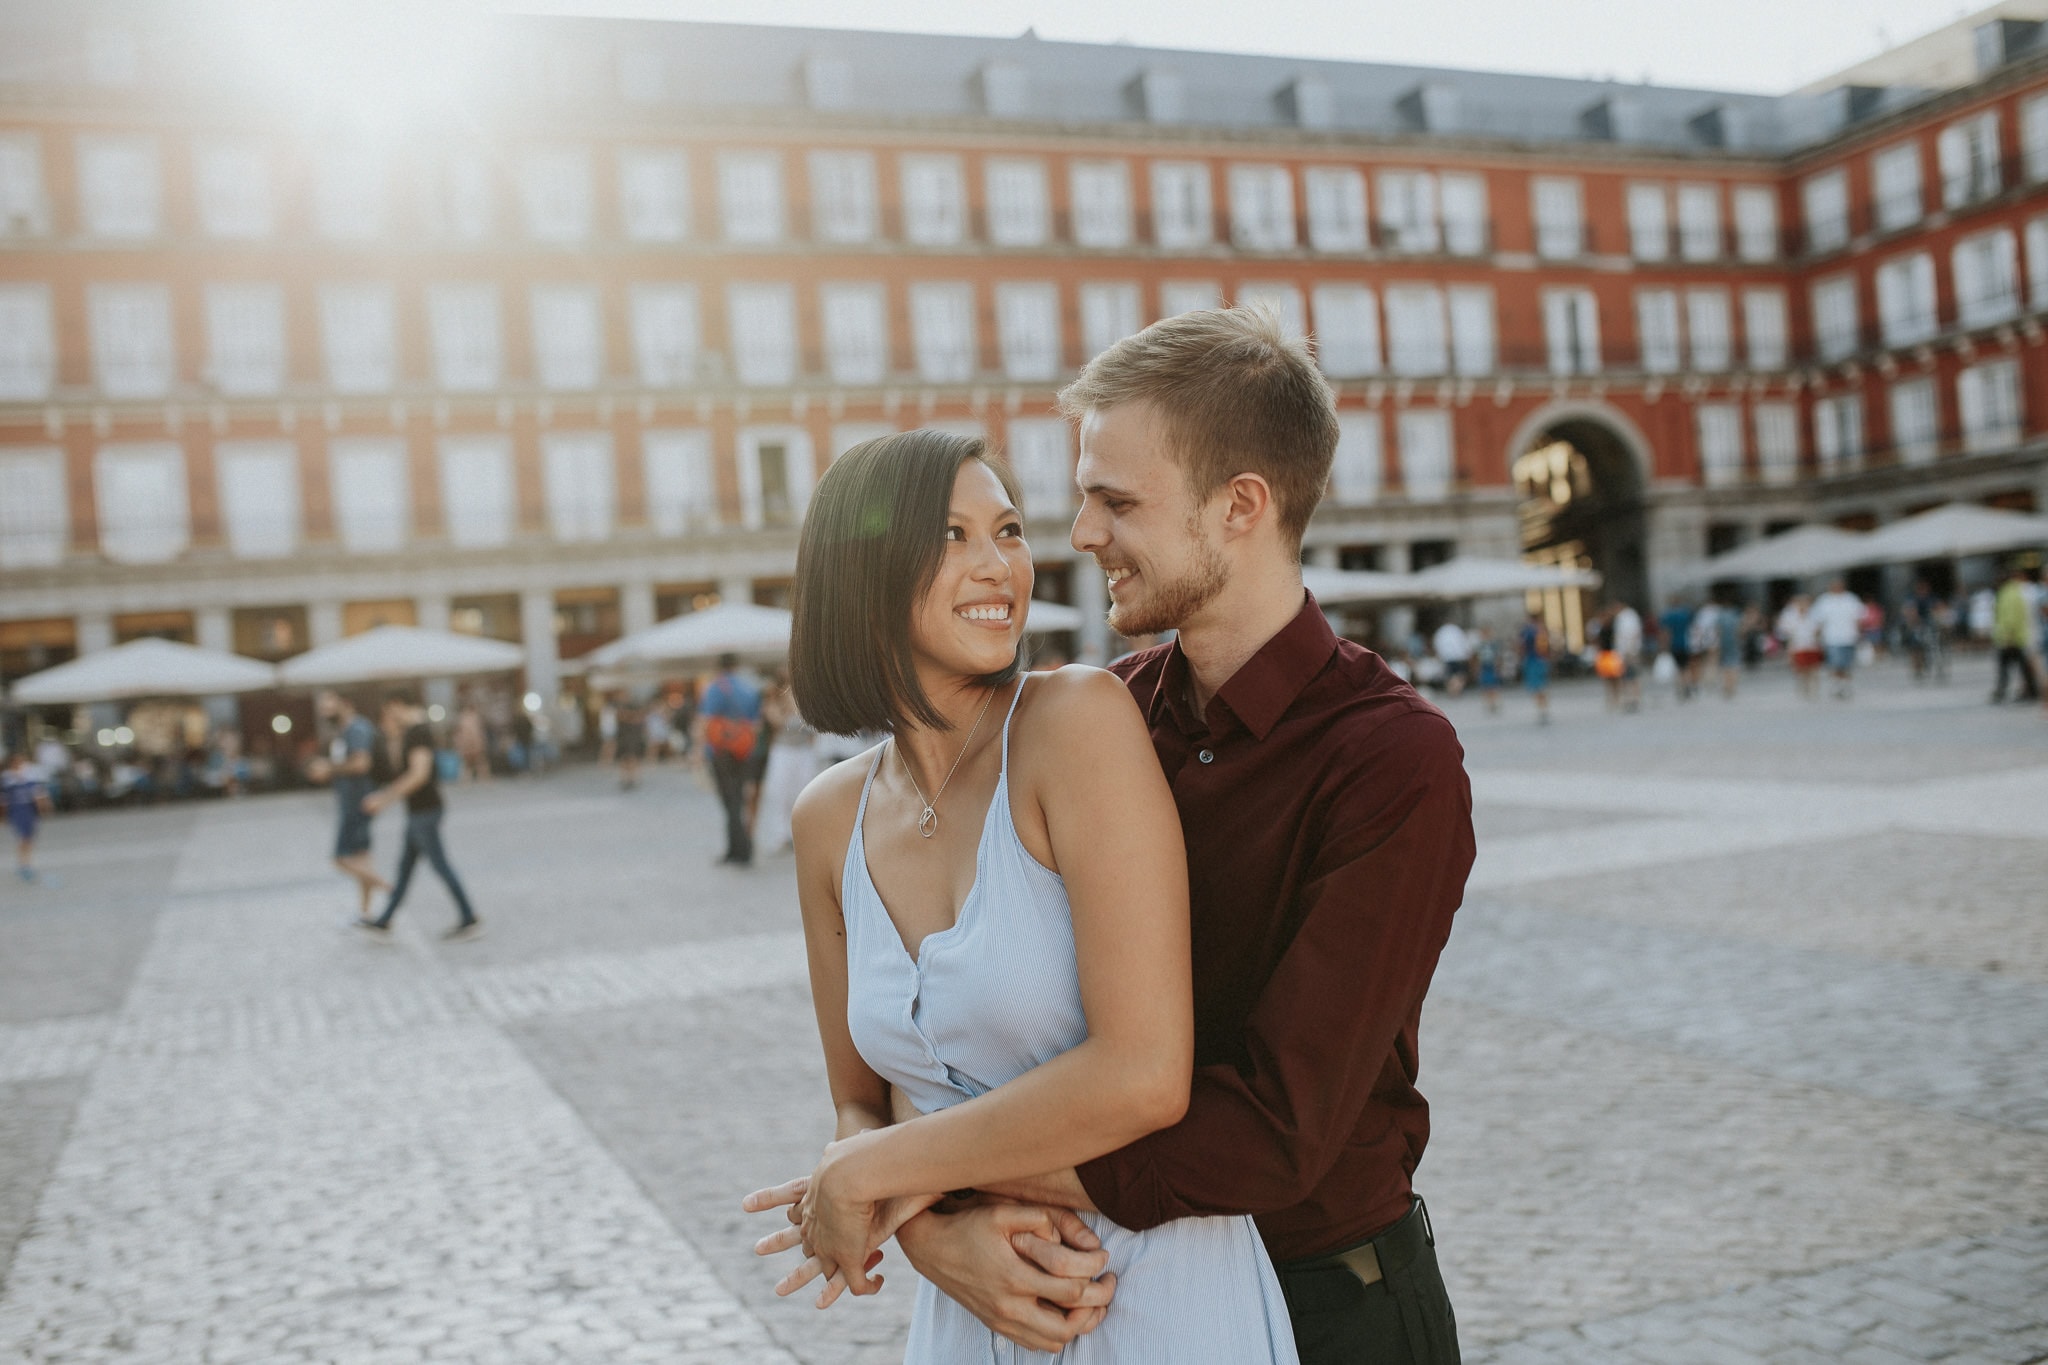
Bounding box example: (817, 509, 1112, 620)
(1197, 749, 1214, 764)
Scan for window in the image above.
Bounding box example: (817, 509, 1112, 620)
(718, 151, 785, 244)
(1531, 177, 1583, 259)
(1743, 288, 1788, 370)
(738, 427, 814, 529)
(1626, 183, 1668, 261)
(425, 283, 501, 392)
(89, 283, 174, 398)
(2029, 215, 2048, 309)
(1384, 285, 1448, 377)
(0, 448, 65, 567)
(94, 442, 188, 563)
(986, 158, 1049, 246)
(315, 144, 385, 241)
(1397, 410, 1452, 499)
(1159, 280, 1222, 317)
(1448, 286, 1495, 375)
(215, 439, 299, 559)
(1952, 229, 2020, 328)
(1304, 167, 1367, 252)
(1958, 359, 2023, 453)
(0, 285, 55, 399)
(520, 147, 592, 243)
(1237, 283, 1305, 339)
(911, 282, 976, 382)
(329, 437, 409, 552)
(0, 133, 49, 236)
(1005, 417, 1074, 516)
(2025, 93, 2048, 183)
(432, 152, 494, 241)
(1809, 275, 1860, 362)
(1312, 284, 1380, 378)
(437, 435, 516, 547)
(901, 154, 966, 246)
(1079, 282, 1141, 357)
(1874, 253, 1937, 347)
(1686, 288, 1732, 373)
(995, 282, 1061, 381)
(628, 284, 698, 387)
(319, 283, 396, 394)
(1635, 290, 1681, 374)
(1440, 174, 1488, 256)
(1888, 378, 1939, 464)
(530, 285, 603, 390)
(1229, 164, 1294, 251)
(808, 150, 876, 244)
(619, 148, 690, 242)
(642, 429, 717, 534)
(1937, 111, 2002, 209)
(1871, 142, 1923, 232)
(203, 283, 285, 396)
(1733, 185, 1778, 262)
(542, 432, 616, 542)
(1147, 162, 1211, 249)
(1376, 170, 1437, 253)
(1542, 288, 1599, 374)
(1752, 403, 1799, 485)
(830, 422, 896, 459)
(1677, 184, 1721, 262)
(727, 283, 796, 385)
(1070, 161, 1133, 248)
(1801, 169, 1849, 254)
(77, 134, 159, 238)
(1695, 404, 1744, 487)
(1812, 393, 1864, 473)
(194, 139, 271, 239)
(819, 282, 888, 385)
(1330, 412, 1382, 504)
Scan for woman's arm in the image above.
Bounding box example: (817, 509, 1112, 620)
(800, 669, 1191, 1282)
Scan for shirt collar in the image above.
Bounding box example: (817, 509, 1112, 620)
(1148, 591, 1340, 742)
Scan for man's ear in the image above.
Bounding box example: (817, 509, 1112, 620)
(1216, 471, 1274, 542)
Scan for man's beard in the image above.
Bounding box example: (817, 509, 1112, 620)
(1105, 516, 1229, 637)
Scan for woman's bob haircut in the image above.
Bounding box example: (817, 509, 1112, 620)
(791, 429, 1027, 736)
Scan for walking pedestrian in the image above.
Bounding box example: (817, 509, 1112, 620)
(1431, 619, 1471, 697)
(356, 692, 482, 942)
(453, 703, 490, 782)
(1812, 578, 1865, 701)
(4, 750, 52, 883)
(1473, 627, 1502, 714)
(1714, 598, 1745, 698)
(1660, 598, 1695, 700)
(614, 696, 647, 791)
(751, 673, 818, 856)
(1990, 566, 2042, 702)
(696, 654, 762, 867)
(1778, 594, 1823, 700)
(1518, 609, 1552, 725)
(313, 691, 389, 919)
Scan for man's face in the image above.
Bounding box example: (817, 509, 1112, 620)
(1070, 402, 1228, 638)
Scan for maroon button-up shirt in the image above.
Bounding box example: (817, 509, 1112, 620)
(1075, 594, 1475, 1262)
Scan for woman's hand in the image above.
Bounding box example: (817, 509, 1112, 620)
(743, 1173, 936, 1307)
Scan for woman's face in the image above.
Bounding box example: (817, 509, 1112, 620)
(908, 460, 1033, 683)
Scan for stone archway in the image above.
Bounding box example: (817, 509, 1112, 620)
(1508, 404, 1651, 644)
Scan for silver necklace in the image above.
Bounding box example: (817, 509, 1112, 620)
(894, 685, 998, 839)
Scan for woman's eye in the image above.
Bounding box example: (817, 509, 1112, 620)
(945, 526, 966, 541)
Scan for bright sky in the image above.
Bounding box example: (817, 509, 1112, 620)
(497, 0, 1993, 94)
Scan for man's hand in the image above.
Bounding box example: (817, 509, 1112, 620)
(894, 1202, 1116, 1354)
(360, 790, 390, 815)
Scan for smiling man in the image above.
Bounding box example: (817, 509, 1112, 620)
(890, 306, 1476, 1364)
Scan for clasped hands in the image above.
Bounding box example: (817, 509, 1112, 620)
(742, 1139, 1116, 1353)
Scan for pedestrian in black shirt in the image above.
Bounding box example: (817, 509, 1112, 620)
(357, 691, 482, 942)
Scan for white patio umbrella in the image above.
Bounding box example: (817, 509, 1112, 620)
(9, 637, 277, 704)
(1301, 565, 1424, 605)
(278, 625, 527, 687)
(1409, 558, 1604, 599)
(1020, 599, 1089, 633)
(1677, 524, 1876, 583)
(1855, 503, 2048, 563)
(584, 602, 793, 670)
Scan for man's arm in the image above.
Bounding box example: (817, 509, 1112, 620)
(1068, 709, 1473, 1229)
(363, 746, 433, 812)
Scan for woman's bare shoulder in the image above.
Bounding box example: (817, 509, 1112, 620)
(1014, 665, 1147, 752)
(791, 744, 882, 853)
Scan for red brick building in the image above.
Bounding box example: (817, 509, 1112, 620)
(4, 3, 2048, 705)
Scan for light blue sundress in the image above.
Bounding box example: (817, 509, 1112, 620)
(841, 677, 1299, 1365)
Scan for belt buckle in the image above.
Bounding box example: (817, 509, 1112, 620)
(1334, 1241, 1383, 1288)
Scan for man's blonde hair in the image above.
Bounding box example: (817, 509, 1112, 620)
(1057, 306, 1338, 542)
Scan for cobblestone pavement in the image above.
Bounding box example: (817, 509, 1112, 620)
(1, 655, 2045, 1364)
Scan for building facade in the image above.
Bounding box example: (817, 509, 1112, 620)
(6, 4, 2048, 723)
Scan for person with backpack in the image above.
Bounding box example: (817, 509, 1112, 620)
(1518, 609, 1552, 725)
(697, 652, 763, 866)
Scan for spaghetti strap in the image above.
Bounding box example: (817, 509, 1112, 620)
(997, 674, 1029, 777)
(851, 744, 886, 835)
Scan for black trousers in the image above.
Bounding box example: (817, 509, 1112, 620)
(1993, 645, 2040, 700)
(711, 749, 754, 864)
(1276, 1201, 1461, 1365)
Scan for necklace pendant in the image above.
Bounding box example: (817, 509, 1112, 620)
(917, 806, 938, 839)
